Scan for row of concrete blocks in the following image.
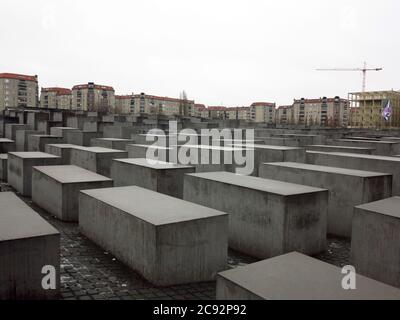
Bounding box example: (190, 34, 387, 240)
(3, 156, 400, 297)
(13, 169, 400, 296)
(25, 154, 400, 284)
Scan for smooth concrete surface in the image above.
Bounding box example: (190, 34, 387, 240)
(259, 162, 392, 237)
(305, 144, 374, 154)
(0, 153, 8, 181)
(5, 124, 32, 141)
(126, 144, 173, 162)
(70, 146, 128, 177)
(0, 138, 15, 153)
(306, 151, 400, 195)
(272, 134, 325, 146)
(332, 139, 400, 156)
(79, 186, 229, 286)
(177, 145, 247, 173)
(183, 171, 328, 258)
(216, 252, 400, 300)
(32, 165, 113, 222)
(0, 192, 60, 300)
(259, 137, 300, 147)
(49, 127, 79, 140)
(230, 143, 306, 176)
(91, 138, 134, 150)
(66, 130, 102, 147)
(351, 197, 400, 288)
(111, 158, 195, 198)
(45, 144, 77, 164)
(27, 135, 63, 152)
(7, 152, 61, 196)
(16, 130, 43, 151)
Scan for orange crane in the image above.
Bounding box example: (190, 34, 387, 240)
(316, 61, 383, 92)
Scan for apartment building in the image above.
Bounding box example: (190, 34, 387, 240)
(292, 96, 348, 127)
(249, 102, 276, 123)
(130, 93, 195, 116)
(115, 94, 134, 114)
(276, 105, 294, 125)
(193, 104, 208, 118)
(208, 106, 227, 119)
(349, 90, 400, 128)
(226, 107, 250, 120)
(0, 73, 39, 110)
(40, 87, 71, 110)
(72, 82, 115, 112)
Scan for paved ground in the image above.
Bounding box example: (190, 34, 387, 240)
(1, 181, 350, 300)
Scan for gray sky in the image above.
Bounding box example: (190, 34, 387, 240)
(1, 0, 399, 106)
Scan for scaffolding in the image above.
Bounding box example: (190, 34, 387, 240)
(348, 90, 400, 129)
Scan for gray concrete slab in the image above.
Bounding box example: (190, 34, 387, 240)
(7, 152, 61, 196)
(305, 144, 374, 154)
(32, 165, 113, 222)
(0, 138, 15, 153)
(229, 143, 306, 176)
(15, 130, 44, 151)
(70, 146, 128, 177)
(126, 144, 173, 162)
(351, 197, 400, 288)
(0, 192, 60, 299)
(65, 130, 102, 146)
(332, 139, 400, 156)
(111, 158, 195, 198)
(259, 162, 392, 237)
(91, 137, 134, 150)
(216, 252, 400, 300)
(0, 153, 8, 181)
(49, 127, 79, 140)
(5, 124, 32, 141)
(79, 186, 229, 286)
(183, 171, 328, 258)
(306, 151, 400, 195)
(27, 135, 64, 152)
(45, 144, 77, 164)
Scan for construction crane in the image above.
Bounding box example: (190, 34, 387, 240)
(316, 61, 383, 92)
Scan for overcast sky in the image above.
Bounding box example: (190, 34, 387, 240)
(1, 0, 399, 106)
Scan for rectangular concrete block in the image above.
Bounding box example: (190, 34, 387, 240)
(230, 143, 306, 176)
(5, 124, 32, 141)
(32, 165, 113, 222)
(79, 186, 228, 286)
(332, 139, 400, 156)
(216, 252, 400, 300)
(91, 138, 134, 150)
(0, 138, 15, 153)
(305, 144, 374, 154)
(259, 162, 392, 237)
(111, 158, 195, 198)
(259, 137, 300, 147)
(306, 151, 400, 195)
(27, 135, 64, 152)
(126, 144, 173, 162)
(183, 171, 328, 258)
(351, 197, 400, 288)
(45, 144, 77, 164)
(65, 130, 102, 147)
(49, 127, 79, 140)
(0, 154, 8, 181)
(70, 146, 128, 177)
(7, 152, 61, 196)
(16, 130, 44, 151)
(0, 192, 60, 300)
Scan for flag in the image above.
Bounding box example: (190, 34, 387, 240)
(381, 100, 392, 121)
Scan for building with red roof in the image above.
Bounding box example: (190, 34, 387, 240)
(0, 73, 39, 109)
